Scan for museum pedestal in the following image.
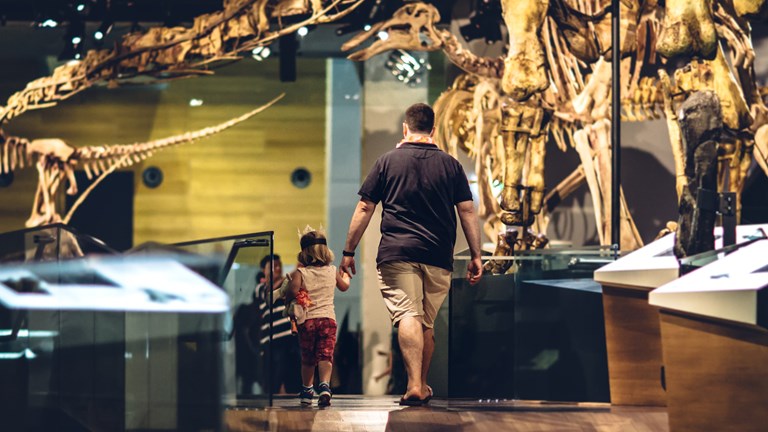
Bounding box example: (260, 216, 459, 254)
(650, 239, 768, 432)
(657, 311, 768, 432)
(595, 225, 767, 407)
(594, 237, 677, 406)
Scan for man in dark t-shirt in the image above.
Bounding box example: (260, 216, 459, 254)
(340, 103, 483, 405)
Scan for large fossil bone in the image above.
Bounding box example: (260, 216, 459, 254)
(498, 97, 551, 225)
(0, 0, 363, 124)
(341, 3, 505, 79)
(674, 91, 722, 258)
(500, 0, 550, 101)
(345, 2, 647, 253)
(342, 3, 445, 61)
(656, 0, 717, 59)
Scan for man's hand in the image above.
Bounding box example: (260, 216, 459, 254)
(467, 257, 483, 285)
(341, 255, 357, 276)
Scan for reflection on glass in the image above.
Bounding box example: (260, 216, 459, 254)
(0, 223, 116, 264)
(0, 254, 230, 431)
(169, 232, 277, 406)
(432, 246, 615, 403)
(680, 228, 768, 276)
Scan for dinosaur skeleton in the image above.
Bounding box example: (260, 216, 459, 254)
(342, 2, 644, 273)
(654, 0, 767, 240)
(0, 94, 284, 228)
(0, 0, 363, 124)
(0, 0, 363, 238)
(344, 0, 768, 262)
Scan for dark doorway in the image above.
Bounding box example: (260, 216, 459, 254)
(741, 165, 768, 225)
(65, 171, 134, 251)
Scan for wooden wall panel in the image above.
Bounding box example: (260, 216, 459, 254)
(1, 57, 327, 260)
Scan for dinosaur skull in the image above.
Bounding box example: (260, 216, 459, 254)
(341, 3, 444, 61)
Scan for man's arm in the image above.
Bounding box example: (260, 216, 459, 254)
(457, 200, 483, 284)
(340, 199, 377, 276)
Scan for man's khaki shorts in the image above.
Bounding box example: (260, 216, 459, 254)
(377, 261, 451, 329)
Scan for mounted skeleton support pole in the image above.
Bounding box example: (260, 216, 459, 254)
(611, 0, 621, 247)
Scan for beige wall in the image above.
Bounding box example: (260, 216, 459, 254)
(1, 58, 327, 259)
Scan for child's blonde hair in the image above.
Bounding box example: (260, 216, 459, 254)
(297, 229, 334, 267)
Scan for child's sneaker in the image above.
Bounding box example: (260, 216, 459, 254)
(299, 386, 314, 406)
(317, 382, 332, 407)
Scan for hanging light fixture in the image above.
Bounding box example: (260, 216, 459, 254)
(386, 50, 430, 87)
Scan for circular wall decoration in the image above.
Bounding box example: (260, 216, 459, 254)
(0, 171, 14, 188)
(291, 168, 312, 189)
(142, 166, 164, 189)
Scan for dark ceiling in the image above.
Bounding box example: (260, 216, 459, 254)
(0, 0, 460, 25)
(0, 0, 225, 23)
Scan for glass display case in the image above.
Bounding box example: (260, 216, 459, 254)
(166, 232, 277, 406)
(0, 254, 230, 431)
(0, 223, 117, 264)
(430, 246, 617, 403)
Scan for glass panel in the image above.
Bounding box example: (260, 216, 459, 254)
(680, 228, 768, 275)
(435, 246, 616, 403)
(0, 223, 116, 264)
(168, 233, 276, 407)
(0, 254, 229, 431)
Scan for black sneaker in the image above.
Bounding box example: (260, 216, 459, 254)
(317, 383, 332, 407)
(299, 387, 314, 406)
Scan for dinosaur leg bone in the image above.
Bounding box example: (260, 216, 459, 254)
(656, 0, 717, 59)
(499, 98, 550, 226)
(674, 91, 723, 258)
(501, 0, 550, 101)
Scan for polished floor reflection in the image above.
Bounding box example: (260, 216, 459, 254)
(225, 396, 668, 431)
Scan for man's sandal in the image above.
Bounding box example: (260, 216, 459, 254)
(399, 386, 433, 406)
(423, 385, 433, 403)
(399, 395, 429, 406)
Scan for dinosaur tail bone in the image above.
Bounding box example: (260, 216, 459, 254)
(77, 93, 285, 179)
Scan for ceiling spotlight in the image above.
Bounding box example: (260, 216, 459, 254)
(189, 98, 204, 107)
(39, 19, 59, 28)
(363, 24, 372, 31)
(74, 2, 91, 16)
(377, 31, 389, 41)
(59, 43, 84, 61)
(297, 26, 308, 37)
(94, 20, 113, 41)
(251, 46, 271, 61)
(59, 20, 85, 61)
(386, 50, 430, 87)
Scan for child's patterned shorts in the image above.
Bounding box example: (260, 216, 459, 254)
(298, 318, 337, 366)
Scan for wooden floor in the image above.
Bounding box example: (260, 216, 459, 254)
(225, 396, 669, 432)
